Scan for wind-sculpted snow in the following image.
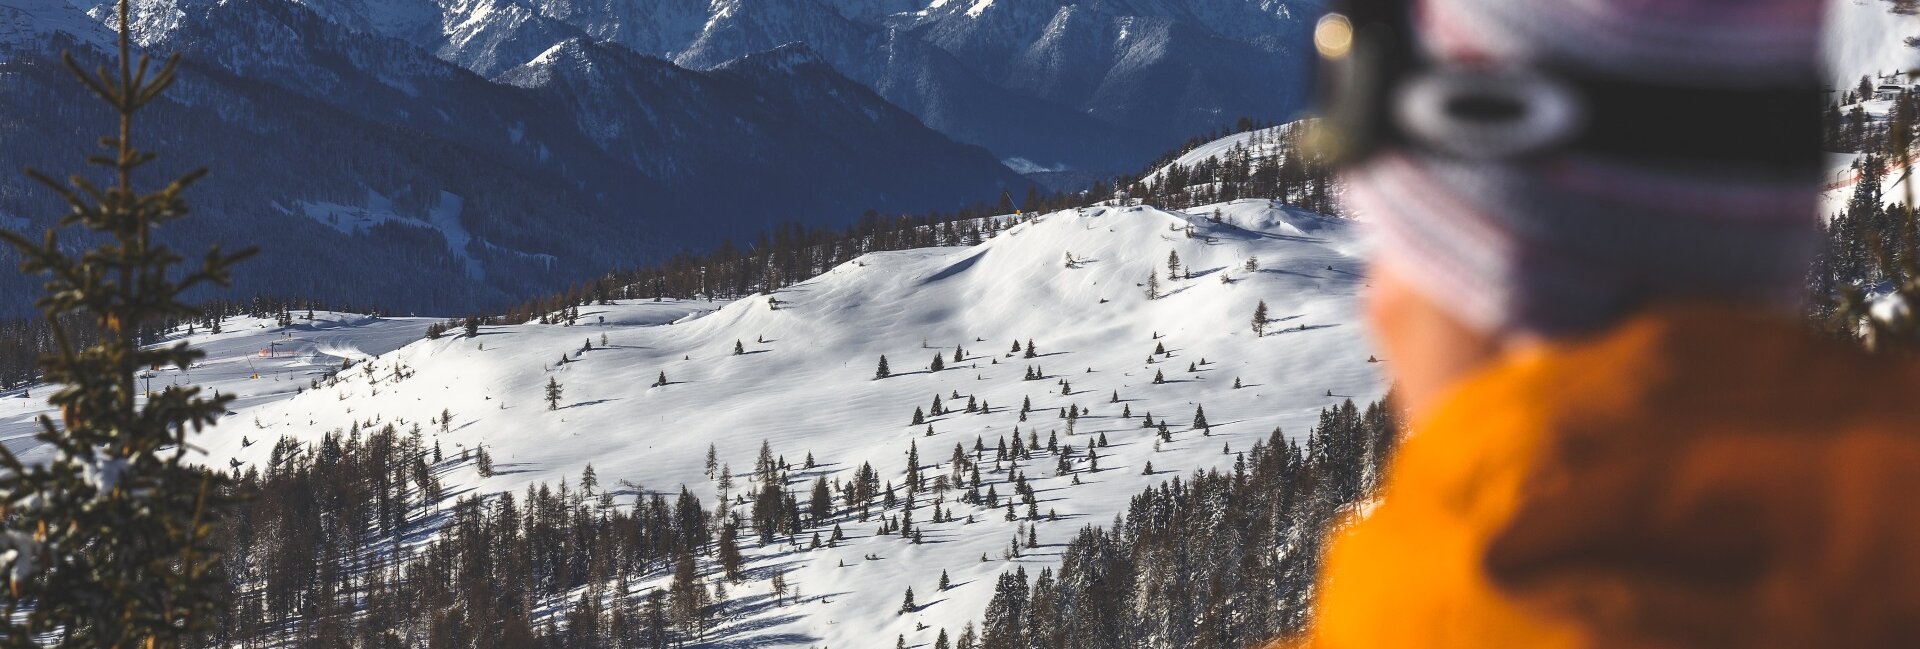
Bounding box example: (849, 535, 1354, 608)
(178, 200, 1382, 647)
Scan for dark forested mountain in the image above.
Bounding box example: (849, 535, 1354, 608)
(103, 0, 1323, 173)
(0, 0, 1033, 316)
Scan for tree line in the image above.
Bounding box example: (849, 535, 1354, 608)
(960, 395, 1402, 649)
(1810, 79, 1920, 350)
(502, 117, 1335, 325)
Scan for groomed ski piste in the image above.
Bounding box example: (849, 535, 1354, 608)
(100, 198, 1382, 647)
(0, 311, 436, 458)
(1821, 0, 1920, 214)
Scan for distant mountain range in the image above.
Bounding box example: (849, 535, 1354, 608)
(0, 0, 1319, 315)
(272, 0, 1322, 171)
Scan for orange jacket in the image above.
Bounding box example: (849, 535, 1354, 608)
(1299, 306, 1920, 649)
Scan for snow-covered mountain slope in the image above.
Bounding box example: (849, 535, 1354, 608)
(0, 0, 112, 58)
(0, 312, 437, 458)
(1826, 0, 1920, 86)
(179, 199, 1381, 646)
(1153, 121, 1306, 181)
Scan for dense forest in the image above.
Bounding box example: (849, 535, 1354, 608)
(185, 387, 1396, 647)
(1809, 75, 1920, 347)
(960, 397, 1400, 649)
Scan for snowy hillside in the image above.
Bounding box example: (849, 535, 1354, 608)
(1153, 121, 1307, 181)
(0, 311, 435, 458)
(1826, 0, 1920, 85)
(166, 199, 1381, 647)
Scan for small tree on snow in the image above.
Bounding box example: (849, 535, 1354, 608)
(1193, 404, 1210, 431)
(900, 586, 916, 613)
(875, 355, 891, 380)
(1252, 300, 1270, 337)
(546, 376, 563, 410)
(734, 340, 745, 356)
(931, 353, 945, 372)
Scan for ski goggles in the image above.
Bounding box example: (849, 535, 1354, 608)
(1311, 0, 1824, 177)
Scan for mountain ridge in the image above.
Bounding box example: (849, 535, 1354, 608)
(0, 0, 1034, 316)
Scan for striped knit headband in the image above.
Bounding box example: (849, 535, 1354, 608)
(1348, 0, 1826, 336)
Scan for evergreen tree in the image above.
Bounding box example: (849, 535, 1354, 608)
(981, 568, 1030, 648)
(734, 339, 745, 355)
(717, 521, 745, 582)
(876, 355, 891, 380)
(770, 570, 789, 606)
(809, 476, 833, 525)
(546, 376, 564, 410)
(0, 3, 252, 642)
(1167, 250, 1183, 279)
(668, 549, 709, 641)
(900, 586, 917, 614)
(907, 441, 923, 493)
(932, 353, 946, 372)
(1253, 300, 1270, 336)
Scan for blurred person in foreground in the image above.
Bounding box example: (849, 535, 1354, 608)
(1288, 0, 1920, 647)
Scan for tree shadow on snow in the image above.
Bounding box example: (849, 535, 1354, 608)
(1271, 323, 1341, 336)
(562, 398, 621, 410)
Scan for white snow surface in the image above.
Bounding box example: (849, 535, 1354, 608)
(0, 311, 436, 460)
(145, 200, 1382, 647)
(1153, 122, 1303, 183)
(1826, 0, 1920, 86)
